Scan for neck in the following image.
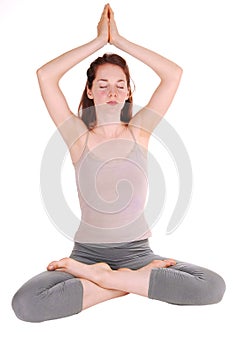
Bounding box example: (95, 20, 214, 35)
(93, 122, 127, 138)
(94, 107, 126, 137)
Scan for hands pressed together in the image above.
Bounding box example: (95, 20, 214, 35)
(97, 3, 119, 45)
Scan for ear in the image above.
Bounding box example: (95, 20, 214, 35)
(126, 89, 130, 100)
(87, 88, 94, 99)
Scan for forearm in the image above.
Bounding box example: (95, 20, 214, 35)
(37, 37, 105, 81)
(113, 35, 182, 81)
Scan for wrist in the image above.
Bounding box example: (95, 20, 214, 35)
(95, 35, 108, 48)
(111, 34, 126, 48)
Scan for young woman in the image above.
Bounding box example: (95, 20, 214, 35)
(12, 4, 225, 322)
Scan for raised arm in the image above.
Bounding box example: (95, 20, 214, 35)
(36, 5, 109, 148)
(108, 5, 183, 136)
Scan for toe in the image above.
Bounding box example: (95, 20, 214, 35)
(47, 261, 57, 271)
(165, 259, 177, 266)
(47, 258, 69, 271)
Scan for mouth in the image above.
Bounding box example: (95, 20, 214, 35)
(106, 101, 118, 106)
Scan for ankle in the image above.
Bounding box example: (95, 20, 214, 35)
(93, 263, 112, 287)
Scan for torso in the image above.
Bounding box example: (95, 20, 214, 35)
(70, 125, 150, 165)
(72, 124, 152, 243)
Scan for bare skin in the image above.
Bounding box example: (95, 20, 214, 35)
(47, 257, 176, 299)
(78, 278, 129, 310)
(41, 4, 180, 310)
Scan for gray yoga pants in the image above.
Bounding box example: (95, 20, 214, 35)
(12, 239, 226, 322)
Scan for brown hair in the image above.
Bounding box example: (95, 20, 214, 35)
(78, 53, 133, 130)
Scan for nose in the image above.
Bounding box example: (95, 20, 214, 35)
(108, 86, 117, 97)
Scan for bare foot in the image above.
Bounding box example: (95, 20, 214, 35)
(138, 259, 176, 272)
(47, 257, 111, 285)
(116, 259, 176, 273)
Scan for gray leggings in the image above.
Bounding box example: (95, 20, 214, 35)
(12, 239, 226, 322)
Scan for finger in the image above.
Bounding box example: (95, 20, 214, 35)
(103, 4, 108, 12)
(107, 4, 110, 19)
(100, 6, 106, 19)
(102, 4, 109, 17)
(108, 5, 114, 17)
(108, 20, 110, 42)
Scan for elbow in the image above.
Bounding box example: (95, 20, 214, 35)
(174, 65, 183, 81)
(36, 66, 52, 82)
(169, 65, 183, 86)
(36, 62, 54, 80)
(161, 65, 183, 83)
(36, 67, 43, 76)
(36, 66, 60, 84)
(36, 66, 46, 81)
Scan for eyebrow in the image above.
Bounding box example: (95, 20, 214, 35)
(97, 79, 126, 83)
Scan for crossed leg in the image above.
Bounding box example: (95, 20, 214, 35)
(47, 257, 225, 307)
(12, 257, 171, 322)
(12, 256, 225, 322)
(47, 257, 176, 298)
(79, 278, 128, 310)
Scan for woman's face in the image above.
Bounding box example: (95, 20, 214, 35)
(87, 63, 129, 108)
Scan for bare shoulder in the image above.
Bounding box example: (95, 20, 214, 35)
(59, 114, 88, 144)
(128, 109, 150, 136)
(128, 121, 151, 151)
(62, 116, 89, 165)
(128, 107, 163, 142)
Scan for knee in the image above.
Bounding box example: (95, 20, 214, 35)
(12, 277, 50, 323)
(12, 287, 40, 323)
(12, 271, 84, 322)
(207, 271, 226, 304)
(199, 270, 226, 305)
(12, 289, 33, 322)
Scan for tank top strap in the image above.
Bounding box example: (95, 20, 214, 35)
(83, 130, 89, 151)
(81, 127, 137, 159)
(128, 126, 137, 144)
(84, 128, 136, 148)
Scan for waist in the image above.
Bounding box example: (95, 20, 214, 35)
(74, 214, 152, 244)
(70, 238, 152, 261)
(75, 237, 150, 249)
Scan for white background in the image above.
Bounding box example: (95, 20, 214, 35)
(1, 0, 232, 349)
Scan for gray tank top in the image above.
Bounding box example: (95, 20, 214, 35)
(73, 126, 152, 244)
